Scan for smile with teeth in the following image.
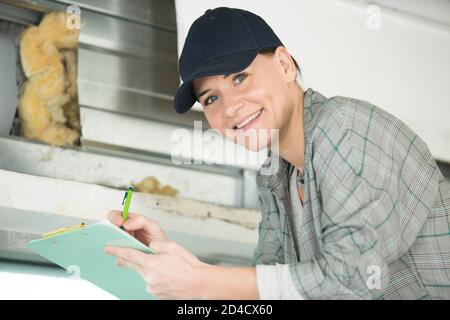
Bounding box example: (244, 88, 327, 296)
(234, 109, 262, 129)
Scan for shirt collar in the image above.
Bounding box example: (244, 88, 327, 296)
(257, 87, 325, 190)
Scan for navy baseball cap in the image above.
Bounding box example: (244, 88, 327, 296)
(174, 7, 284, 113)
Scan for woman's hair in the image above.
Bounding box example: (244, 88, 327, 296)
(259, 46, 302, 82)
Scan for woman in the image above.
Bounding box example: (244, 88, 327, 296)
(105, 7, 450, 299)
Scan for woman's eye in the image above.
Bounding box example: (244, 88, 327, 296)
(233, 73, 247, 84)
(204, 95, 218, 106)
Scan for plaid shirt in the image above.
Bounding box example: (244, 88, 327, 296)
(252, 88, 450, 299)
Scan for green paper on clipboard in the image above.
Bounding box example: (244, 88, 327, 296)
(27, 186, 155, 300)
(27, 219, 156, 300)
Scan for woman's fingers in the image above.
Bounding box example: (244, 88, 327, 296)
(148, 240, 170, 253)
(107, 211, 168, 245)
(123, 215, 167, 240)
(107, 210, 123, 226)
(107, 210, 144, 227)
(107, 211, 159, 230)
(116, 258, 143, 275)
(105, 246, 149, 270)
(149, 240, 201, 265)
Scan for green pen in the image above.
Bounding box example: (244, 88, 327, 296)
(120, 186, 134, 230)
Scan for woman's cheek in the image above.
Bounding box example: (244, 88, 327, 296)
(204, 113, 223, 131)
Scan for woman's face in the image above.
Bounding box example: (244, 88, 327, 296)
(192, 47, 297, 151)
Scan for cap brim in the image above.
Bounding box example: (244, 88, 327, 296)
(174, 48, 261, 114)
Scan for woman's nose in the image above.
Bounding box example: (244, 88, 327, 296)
(223, 92, 244, 118)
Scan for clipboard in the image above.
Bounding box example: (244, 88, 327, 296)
(27, 219, 156, 300)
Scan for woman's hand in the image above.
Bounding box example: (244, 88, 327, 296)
(105, 211, 208, 299)
(107, 210, 168, 246)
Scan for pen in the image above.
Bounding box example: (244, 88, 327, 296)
(120, 186, 134, 230)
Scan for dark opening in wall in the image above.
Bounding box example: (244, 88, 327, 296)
(437, 161, 450, 184)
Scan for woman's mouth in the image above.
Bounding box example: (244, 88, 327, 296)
(233, 109, 262, 131)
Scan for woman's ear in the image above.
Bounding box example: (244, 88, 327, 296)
(274, 46, 297, 82)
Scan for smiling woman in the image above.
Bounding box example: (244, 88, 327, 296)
(104, 7, 450, 300)
(192, 46, 303, 153)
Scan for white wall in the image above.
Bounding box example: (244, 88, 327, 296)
(175, 0, 450, 163)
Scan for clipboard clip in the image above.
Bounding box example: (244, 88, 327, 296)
(42, 223, 86, 238)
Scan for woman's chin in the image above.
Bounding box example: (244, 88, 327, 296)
(242, 136, 271, 152)
(230, 127, 273, 152)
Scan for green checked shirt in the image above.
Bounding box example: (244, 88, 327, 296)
(252, 88, 450, 300)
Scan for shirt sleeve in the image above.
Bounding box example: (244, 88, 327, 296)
(251, 194, 285, 266)
(256, 263, 305, 300)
